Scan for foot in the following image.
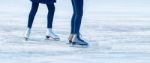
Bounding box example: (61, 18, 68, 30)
(24, 28, 31, 41)
(69, 34, 88, 46)
(46, 28, 60, 41)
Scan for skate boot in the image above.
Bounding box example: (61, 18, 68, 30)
(68, 34, 74, 44)
(46, 28, 60, 41)
(24, 28, 31, 41)
(70, 34, 88, 47)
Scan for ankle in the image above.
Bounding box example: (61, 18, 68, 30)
(47, 28, 53, 35)
(27, 28, 31, 30)
(47, 28, 52, 32)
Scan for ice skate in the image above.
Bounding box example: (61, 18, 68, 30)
(69, 34, 88, 47)
(46, 28, 60, 41)
(24, 28, 31, 41)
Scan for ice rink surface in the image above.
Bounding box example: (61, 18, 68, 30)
(0, 0, 150, 63)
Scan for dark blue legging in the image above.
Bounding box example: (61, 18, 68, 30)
(71, 0, 83, 35)
(28, 2, 55, 28)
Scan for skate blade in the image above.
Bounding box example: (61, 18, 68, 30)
(24, 37, 29, 41)
(71, 44, 89, 48)
(68, 43, 89, 48)
(46, 36, 60, 41)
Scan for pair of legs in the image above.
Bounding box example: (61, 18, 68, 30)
(26, 1, 88, 46)
(28, 2, 55, 28)
(69, 0, 88, 46)
(25, 2, 59, 40)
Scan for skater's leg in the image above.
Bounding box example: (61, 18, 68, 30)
(69, 0, 82, 41)
(27, 2, 39, 28)
(76, 0, 83, 34)
(69, 0, 88, 46)
(68, 0, 76, 43)
(25, 2, 39, 40)
(72, 0, 83, 34)
(71, 0, 84, 37)
(46, 4, 55, 28)
(71, 0, 76, 34)
(46, 4, 60, 41)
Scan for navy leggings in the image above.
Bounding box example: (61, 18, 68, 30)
(71, 0, 83, 35)
(28, 2, 55, 28)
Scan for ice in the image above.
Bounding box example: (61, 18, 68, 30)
(0, 0, 150, 63)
